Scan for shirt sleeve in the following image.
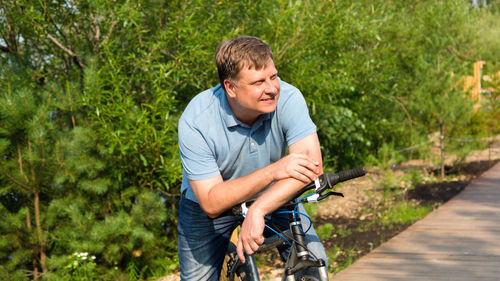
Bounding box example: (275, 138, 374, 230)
(279, 87, 317, 146)
(178, 117, 220, 181)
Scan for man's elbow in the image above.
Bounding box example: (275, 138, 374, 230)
(199, 203, 223, 218)
(205, 208, 220, 219)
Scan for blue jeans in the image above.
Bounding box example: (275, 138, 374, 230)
(177, 195, 328, 281)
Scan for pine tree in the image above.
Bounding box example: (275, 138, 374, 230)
(1, 1, 178, 279)
(0, 75, 75, 279)
(0, 70, 171, 280)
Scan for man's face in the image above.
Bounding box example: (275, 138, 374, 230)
(225, 59, 280, 125)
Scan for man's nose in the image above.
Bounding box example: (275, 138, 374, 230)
(264, 80, 278, 93)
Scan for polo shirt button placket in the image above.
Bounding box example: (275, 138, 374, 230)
(249, 129, 257, 153)
(250, 139, 256, 153)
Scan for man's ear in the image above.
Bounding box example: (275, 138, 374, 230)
(224, 80, 236, 98)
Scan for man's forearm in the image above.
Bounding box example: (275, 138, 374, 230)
(192, 144, 321, 218)
(246, 177, 306, 218)
(201, 165, 276, 218)
(247, 133, 324, 216)
(234, 176, 310, 262)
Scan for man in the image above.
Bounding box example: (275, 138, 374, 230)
(177, 36, 327, 280)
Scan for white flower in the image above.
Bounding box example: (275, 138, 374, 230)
(91, 256, 96, 260)
(82, 256, 87, 260)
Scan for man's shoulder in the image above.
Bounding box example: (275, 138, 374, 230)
(277, 79, 304, 108)
(279, 79, 300, 95)
(180, 85, 223, 125)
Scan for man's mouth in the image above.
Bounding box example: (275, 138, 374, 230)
(261, 94, 277, 101)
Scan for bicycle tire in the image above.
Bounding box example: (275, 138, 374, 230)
(296, 276, 320, 281)
(219, 251, 233, 281)
(220, 242, 251, 281)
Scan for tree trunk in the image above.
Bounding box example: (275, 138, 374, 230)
(26, 203, 39, 280)
(34, 192, 48, 274)
(440, 122, 445, 179)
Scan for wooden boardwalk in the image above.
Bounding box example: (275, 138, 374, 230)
(333, 162, 500, 281)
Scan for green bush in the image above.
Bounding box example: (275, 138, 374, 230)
(1, 0, 498, 278)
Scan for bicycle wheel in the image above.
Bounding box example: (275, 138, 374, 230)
(219, 251, 232, 281)
(220, 242, 251, 281)
(296, 276, 320, 281)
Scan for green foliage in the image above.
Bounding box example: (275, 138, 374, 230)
(384, 201, 433, 224)
(408, 169, 424, 186)
(316, 223, 334, 241)
(365, 143, 405, 169)
(336, 227, 353, 239)
(57, 252, 98, 281)
(474, 9, 500, 71)
(379, 170, 399, 190)
(1, 0, 499, 278)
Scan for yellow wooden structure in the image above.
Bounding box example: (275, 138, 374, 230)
(463, 60, 485, 110)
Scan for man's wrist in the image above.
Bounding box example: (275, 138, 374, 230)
(268, 161, 278, 182)
(247, 204, 266, 218)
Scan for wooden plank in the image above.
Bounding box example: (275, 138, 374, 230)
(333, 162, 500, 281)
(335, 254, 500, 279)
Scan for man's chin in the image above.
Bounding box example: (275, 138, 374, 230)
(259, 104, 277, 114)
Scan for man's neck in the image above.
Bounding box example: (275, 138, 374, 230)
(226, 95, 259, 127)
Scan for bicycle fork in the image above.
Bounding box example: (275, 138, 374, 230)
(283, 212, 329, 281)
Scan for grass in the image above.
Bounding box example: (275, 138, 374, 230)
(316, 223, 334, 240)
(384, 201, 433, 224)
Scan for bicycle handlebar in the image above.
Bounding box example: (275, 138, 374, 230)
(229, 167, 366, 216)
(312, 167, 366, 194)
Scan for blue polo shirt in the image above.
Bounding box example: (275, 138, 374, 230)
(178, 79, 316, 203)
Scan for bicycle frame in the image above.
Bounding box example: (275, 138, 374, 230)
(227, 203, 329, 281)
(224, 167, 366, 281)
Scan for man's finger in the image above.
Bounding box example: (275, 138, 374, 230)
(236, 239, 246, 263)
(300, 158, 320, 172)
(249, 236, 264, 252)
(297, 166, 318, 181)
(244, 243, 254, 257)
(292, 170, 310, 183)
(256, 235, 265, 245)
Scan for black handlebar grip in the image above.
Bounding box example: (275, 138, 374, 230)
(327, 167, 366, 185)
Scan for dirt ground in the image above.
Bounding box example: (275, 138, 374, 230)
(315, 138, 500, 220)
(160, 139, 500, 281)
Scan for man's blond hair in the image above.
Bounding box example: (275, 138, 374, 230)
(215, 36, 273, 88)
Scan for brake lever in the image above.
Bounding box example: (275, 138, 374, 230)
(317, 191, 344, 201)
(300, 174, 344, 203)
(316, 173, 344, 200)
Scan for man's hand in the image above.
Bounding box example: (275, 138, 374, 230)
(236, 208, 265, 263)
(271, 149, 320, 183)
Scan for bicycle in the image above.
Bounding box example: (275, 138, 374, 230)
(220, 167, 366, 281)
